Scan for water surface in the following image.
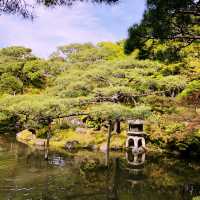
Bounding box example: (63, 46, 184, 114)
(0, 135, 200, 200)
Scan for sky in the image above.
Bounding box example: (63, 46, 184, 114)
(0, 0, 146, 58)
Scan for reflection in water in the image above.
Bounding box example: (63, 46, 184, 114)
(44, 147, 49, 160)
(0, 135, 200, 200)
(182, 184, 200, 199)
(125, 151, 146, 189)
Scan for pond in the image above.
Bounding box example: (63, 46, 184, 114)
(0, 135, 200, 200)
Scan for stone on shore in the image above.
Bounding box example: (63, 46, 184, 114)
(75, 128, 87, 134)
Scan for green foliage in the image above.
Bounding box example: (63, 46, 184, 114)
(178, 80, 200, 106)
(0, 40, 199, 155)
(93, 86, 137, 97)
(125, 0, 199, 55)
(0, 111, 10, 122)
(164, 122, 185, 134)
(160, 63, 183, 76)
(86, 119, 100, 129)
(0, 47, 65, 94)
(0, 46, 33, 60)
(169, 131, 200, 154)
(23, 60, 50, 87)
(179, 80, 200, 97)
(0, 62, 24, 75)
(0, 94, 76, 129)
(0, 73, 23, 94)
(97, 41, 126, 60)
(52, 42, 126, 64)
(193, 197, 200, 200)
(143, 95, 176, 114)
(88, 103, 151, 121)
(149, 41, 182, 62)
(36, 127, 48, 138)
(156, 75, 187, 97)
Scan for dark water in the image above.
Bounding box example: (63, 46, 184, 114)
(0, 135, 200, 200)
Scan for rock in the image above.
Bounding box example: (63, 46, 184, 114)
(35, 139, 46, 146)
(70, 118, 84, 126)
(111, 145, 122, 151)
(171, 150, 181, 156)
(100, 143, 107, 152)
(64, 117, 84, 127)
(91, 145, 98, 150)
(16, 130, 36, 141)
(113, 73, 126, 78)
(75, 128, 87, 134)
(83, 144, 98, 150)
(65, 140, 80, 150)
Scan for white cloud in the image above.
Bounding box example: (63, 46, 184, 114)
(0, 0, 145, 58)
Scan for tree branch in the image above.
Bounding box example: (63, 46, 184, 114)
(177, 9, 200, 16)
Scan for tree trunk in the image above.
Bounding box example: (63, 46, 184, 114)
(46, 119, 52, 148)
(114, 118, 120, 134)
(106, 120, 112, 167)
(46, 129, 51, 147)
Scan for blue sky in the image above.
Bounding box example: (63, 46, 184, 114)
(0, 0, 146, 58)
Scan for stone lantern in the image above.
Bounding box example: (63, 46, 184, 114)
(126, 151, 146, 166)
(126, 119, 146, 153)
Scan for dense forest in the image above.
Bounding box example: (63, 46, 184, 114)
(0, 38, 199, 155)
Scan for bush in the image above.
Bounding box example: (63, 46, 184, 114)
(156, 75, 187, 97)
(179, 80, 200, 97)
(143, 95, 176, 114)
(164, 122, 185, 134)
(0, 95, 75, 129)
(0, 73, 23, 94)
(178, 80, 200, 106)
(160, 63, 183, 76)
(36, 128, 48, 138)
(23, 60, 48, 87)
(89, 103, 151, 121)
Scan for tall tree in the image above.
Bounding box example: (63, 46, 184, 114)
(125, 0, 200, 54)
(0, 0, 119, 19)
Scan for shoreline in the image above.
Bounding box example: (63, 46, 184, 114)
(16, 129, 126, 152)
(16, 129, 168, 155)
(16, 129, 200, 159)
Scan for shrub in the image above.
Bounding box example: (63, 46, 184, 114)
(179, 80, 200, 106)
(88, 103, 151, 121)
(164, 122, 185, 134)
(0, 73, 23, 94)
(160, 63, 183, 76)
(179, 80, 200, 97)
